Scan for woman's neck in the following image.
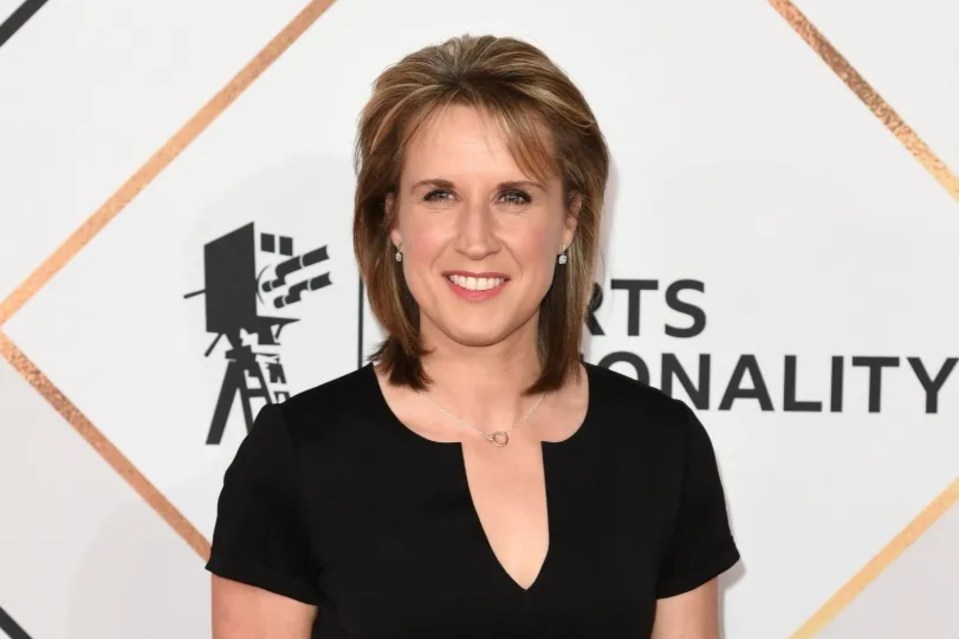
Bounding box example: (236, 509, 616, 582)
(417, 320, 544, 428)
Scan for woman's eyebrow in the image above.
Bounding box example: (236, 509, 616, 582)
(409, 178, 545, 192)
(410, 178, 455, 192)
(498, 180, 545, 192)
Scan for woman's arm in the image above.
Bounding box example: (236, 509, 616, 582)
(650, 577, 720, 639)
(212, 575, 318, 639)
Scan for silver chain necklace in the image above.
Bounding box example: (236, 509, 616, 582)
(419, 389, 546, 447)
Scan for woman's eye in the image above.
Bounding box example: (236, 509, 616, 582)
(423, 189, 454, 202)
(500, 190, 531, 205)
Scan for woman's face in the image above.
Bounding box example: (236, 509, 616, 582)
(387, 104, 580, 351)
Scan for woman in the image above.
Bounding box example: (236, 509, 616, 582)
(206, 34, 740, 638)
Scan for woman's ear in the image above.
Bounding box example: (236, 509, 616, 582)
(385, 192, 400, 246)
(384, 191, 396, 217)
(563, 192, 583, 248)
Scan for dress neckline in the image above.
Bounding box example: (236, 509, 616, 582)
(362, 359, 598, 593)
(364, 360, 596, 449)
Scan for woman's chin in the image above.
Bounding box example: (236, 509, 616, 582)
(422, 309, 535, 349)
(450, 330, 507, 348)
(438, 322, 514, 349)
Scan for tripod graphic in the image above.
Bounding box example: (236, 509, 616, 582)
(184, 223, 331, 444)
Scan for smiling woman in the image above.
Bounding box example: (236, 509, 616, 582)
(206, 33, 740, 639)
(380, 103, 583, 363)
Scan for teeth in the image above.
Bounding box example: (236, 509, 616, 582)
(448, 274, 505, 291)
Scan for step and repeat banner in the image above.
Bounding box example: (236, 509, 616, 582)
(1, 0, 956, 637)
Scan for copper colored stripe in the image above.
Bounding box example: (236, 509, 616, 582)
(0, 330, 212, 558)
(768, 0, 959, 203)
(790, 477, 959, 638)
(769, 0, 959, 634)
(0, 0, 338, 327)
(768, 0, 959, 629)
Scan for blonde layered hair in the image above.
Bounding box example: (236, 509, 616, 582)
(353, 34, 609, 394)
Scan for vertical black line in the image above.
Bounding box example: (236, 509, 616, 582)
(356, 277, 364, 369)
(0, 0, 51, 49)
(0, 605, 33, 639)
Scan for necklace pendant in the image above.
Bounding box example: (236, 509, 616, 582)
(487, 431, 509, 447)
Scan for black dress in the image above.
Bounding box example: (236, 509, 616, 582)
(205, 361, 741, 638)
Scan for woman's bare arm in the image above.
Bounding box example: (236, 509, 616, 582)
(650, 578, 720, 639)
(211, 575, 318, 639)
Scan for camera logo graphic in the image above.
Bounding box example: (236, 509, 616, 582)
(185, 223, 331, 444)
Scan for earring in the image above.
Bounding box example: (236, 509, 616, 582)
(395, 245, 403, 262)
(557, 246, 568, 265)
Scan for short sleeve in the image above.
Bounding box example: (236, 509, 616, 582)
(205, 403, 320, 605)
(655, 402, 741, 598)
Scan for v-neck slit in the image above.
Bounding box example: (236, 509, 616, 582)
(366, 362, 597, 596)
(457, 440, 553, 594)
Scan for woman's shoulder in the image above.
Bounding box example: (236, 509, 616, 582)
(585, 362, 723, 489)
(271, 364, 377, 443)
(586, 362, 688, 423)
(584, 362, 700, 453)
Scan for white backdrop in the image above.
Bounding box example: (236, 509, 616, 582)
(1, 0, 957, 637)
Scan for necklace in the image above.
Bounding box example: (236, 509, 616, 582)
(419, 388, 546, 447)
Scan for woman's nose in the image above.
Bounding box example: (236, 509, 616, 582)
(455, 200, 500, 259)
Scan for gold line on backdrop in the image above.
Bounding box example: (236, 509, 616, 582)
(768, 0, 959, 635)
(790, 478, 959, 638)
(0, 0, 338, 328)
(0, 0, 954, 629)
(0, 0, 337, 559)
(0, 330, 209, 556)
(767, 0, 959, 204)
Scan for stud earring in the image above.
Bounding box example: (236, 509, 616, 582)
(395, 246, 403, 262)
(557, 246, 568, 265)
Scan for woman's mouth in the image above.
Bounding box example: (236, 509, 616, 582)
(444, 274, 509, 301)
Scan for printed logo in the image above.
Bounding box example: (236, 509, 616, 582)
(185, 223, 331, 444)
(586, 278, 957, 414)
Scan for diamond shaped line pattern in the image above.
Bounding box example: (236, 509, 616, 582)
(767, 0, 959, 636)
(0, 0, 338, 559)
(767, 0, 959, 204)
(790, 479, 959, 638)
(0, 1, 954, 637)
(0, 0, 338, 328)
